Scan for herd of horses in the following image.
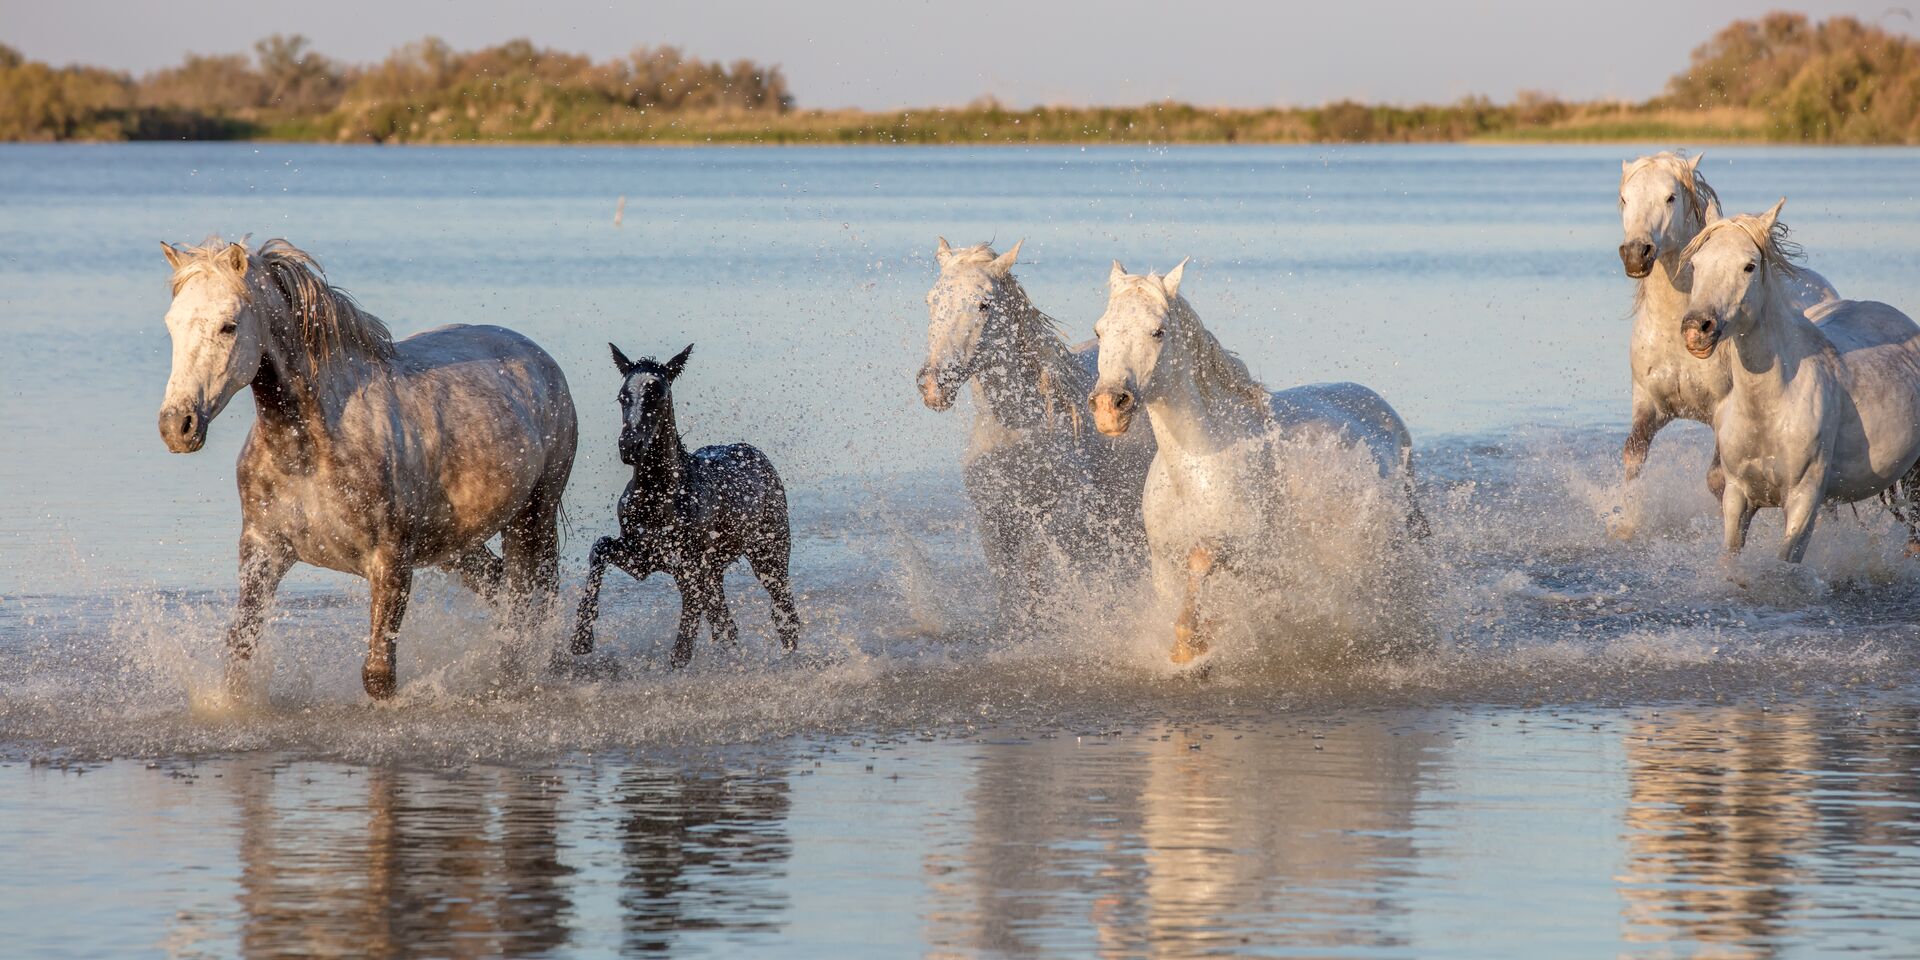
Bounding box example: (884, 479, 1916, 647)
(153, 150, 1920, 700)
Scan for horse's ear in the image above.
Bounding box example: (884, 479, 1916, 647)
(1621, 159, 1633, 175)
(1686, 152, 1704, 173)
(609, 342, 635, 375)
(1161, 258, 1189, 299)
(987, 239, 1022, 277)
(1109, 260, 1128, 287)
(665, 343, 694, 380)
(220, 242, 248, 277)
(935, 236, 953, 267)
(160, 241, 185, 272)
(1760, 197, 1786, 231)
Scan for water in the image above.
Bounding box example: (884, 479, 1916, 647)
(4, 143, 1920, 956)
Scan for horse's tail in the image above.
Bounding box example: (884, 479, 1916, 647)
(1400, 444, 1432, 541)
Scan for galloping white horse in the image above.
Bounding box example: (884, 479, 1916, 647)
(1616, 151, 1839, 499)
(1678, 202, 1920, 563)
(157, 238, 578, 699)
(1086, 260, 1425, 664)
(918, 239, 1154, 631)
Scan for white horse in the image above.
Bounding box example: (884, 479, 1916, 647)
(1677, 202, 1920, 563)
(1616, 151, 1839, 498)
(157, 238, 578, 699)
(1086, 260, 1425, 664)
(918, 239, 1154, 630)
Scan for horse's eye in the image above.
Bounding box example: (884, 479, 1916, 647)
(1744, 262, 1757, 273)
(219, 321, 237, 336)
(1666, 194, 1676, 204)
(1151, 328, 1166, 340)
(977, 301, 991, 313)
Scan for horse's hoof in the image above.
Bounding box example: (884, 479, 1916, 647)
(668, 646, 693, 669)
(362, 664, 397, 700)
(570, 631, 595, 656)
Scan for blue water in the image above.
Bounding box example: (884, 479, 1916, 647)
(4, 143, 1920, 957)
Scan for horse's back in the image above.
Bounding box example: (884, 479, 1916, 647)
(687, 442, 789, 534)
(1812, 299, 1920, 358)
(1787, 266, 1842, 314)
(1269, 382, 1413, 474)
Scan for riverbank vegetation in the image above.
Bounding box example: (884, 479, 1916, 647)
(3, 13, 1916, 145)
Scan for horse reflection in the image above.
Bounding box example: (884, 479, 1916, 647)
(1620, 707, 1820, 954)
(923, 722, 1443, 957)
(1621, 705, 1920, 956)
(230, 762, 572, 958)
(615, 765, 793, 955)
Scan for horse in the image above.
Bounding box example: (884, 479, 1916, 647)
(156, 238, 577, 699)
(1616, 151, 1840, 502)
(917, 238, 1154, 632)
(1678, 201, 1920, 564)
(570, 343, 799, 667)
(1086, 260, 1426, 664)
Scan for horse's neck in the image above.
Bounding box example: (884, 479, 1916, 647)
(1143, 362, 1264, 459)
(1726, 293, 1831, 412)
(630, 409, 689, 526)
(1637, 256, 1691, 322)
(247, 303, 385, 468)
(973, 292, 1086, 429)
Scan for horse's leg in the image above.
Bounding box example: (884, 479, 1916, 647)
(1893, 465, 1920, 557)
(1172, 544, 1216, 665)
(571, 536, 624, 655)
(704, 570, 739, 648)
(1706, 447, 1727, 501)
(362, 553, 413, 700)
(1720, 484, 1758, 562)
(502, 492, 563, 637)
(1400, 454, 1431, 541)
(1779, 467, 1828, 564)
(667, 573, 709, 669)
(226, 535, 293, 696)
(748, 528, 801, 652)
(1622, 393, 1669, 484)
(977, 504, 1035, 636)
(442, 543, 506, 603)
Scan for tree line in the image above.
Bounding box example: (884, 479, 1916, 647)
(3, 13, 1917, 144)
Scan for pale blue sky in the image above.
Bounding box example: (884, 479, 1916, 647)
(3, 1, 1911, 108)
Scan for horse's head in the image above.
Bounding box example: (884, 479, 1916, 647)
(1619, 152, 1714, 279)
(610, 342, 691, 465)
(1089, 259, 1186, 436)
(157, 240, 267, 453)
(1679, 199, 1788, 360)
(918, 237, 1024, 411)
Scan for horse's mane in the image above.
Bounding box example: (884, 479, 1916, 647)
(167, 237, 396, 368)
(1169, 296, 1272, 416)
(1621, 150, 1723, 227)
(1113, 276, 1269, 417)
(945, 242, 1092, 432)
(1679, 210, 1807, 289)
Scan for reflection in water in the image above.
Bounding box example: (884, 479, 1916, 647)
(926, 722, 1444, 957)
(616, 765, 792, 955)
(222, 759, 792, 958)
(1620, 706, 1920, 959)
(232, 762, 573, 958)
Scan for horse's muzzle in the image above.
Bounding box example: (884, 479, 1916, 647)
(1089, 388, 1135, 436)
(1619, 239, 1656, 279)
(159, 404, 208, 453)
(917, 363, 959, 411)
(1681, 311, 1720, 359)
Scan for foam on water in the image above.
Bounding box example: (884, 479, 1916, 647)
(3, 427, 1915, 764)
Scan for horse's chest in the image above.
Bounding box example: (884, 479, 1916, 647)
(1632, 326, 1729, 421)
(242, 470, 382, 571)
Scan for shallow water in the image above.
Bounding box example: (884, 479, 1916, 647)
(4, 143, 1920, 956)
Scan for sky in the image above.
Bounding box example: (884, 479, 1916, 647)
(3, 1, 1914, 109)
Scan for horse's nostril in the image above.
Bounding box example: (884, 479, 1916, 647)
(180, 414, 195, 436)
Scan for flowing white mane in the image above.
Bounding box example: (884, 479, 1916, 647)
(1116, 274, 1271, 415)
(167, 236, 396, 368)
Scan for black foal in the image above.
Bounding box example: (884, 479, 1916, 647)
(572, 343, 800, 667)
